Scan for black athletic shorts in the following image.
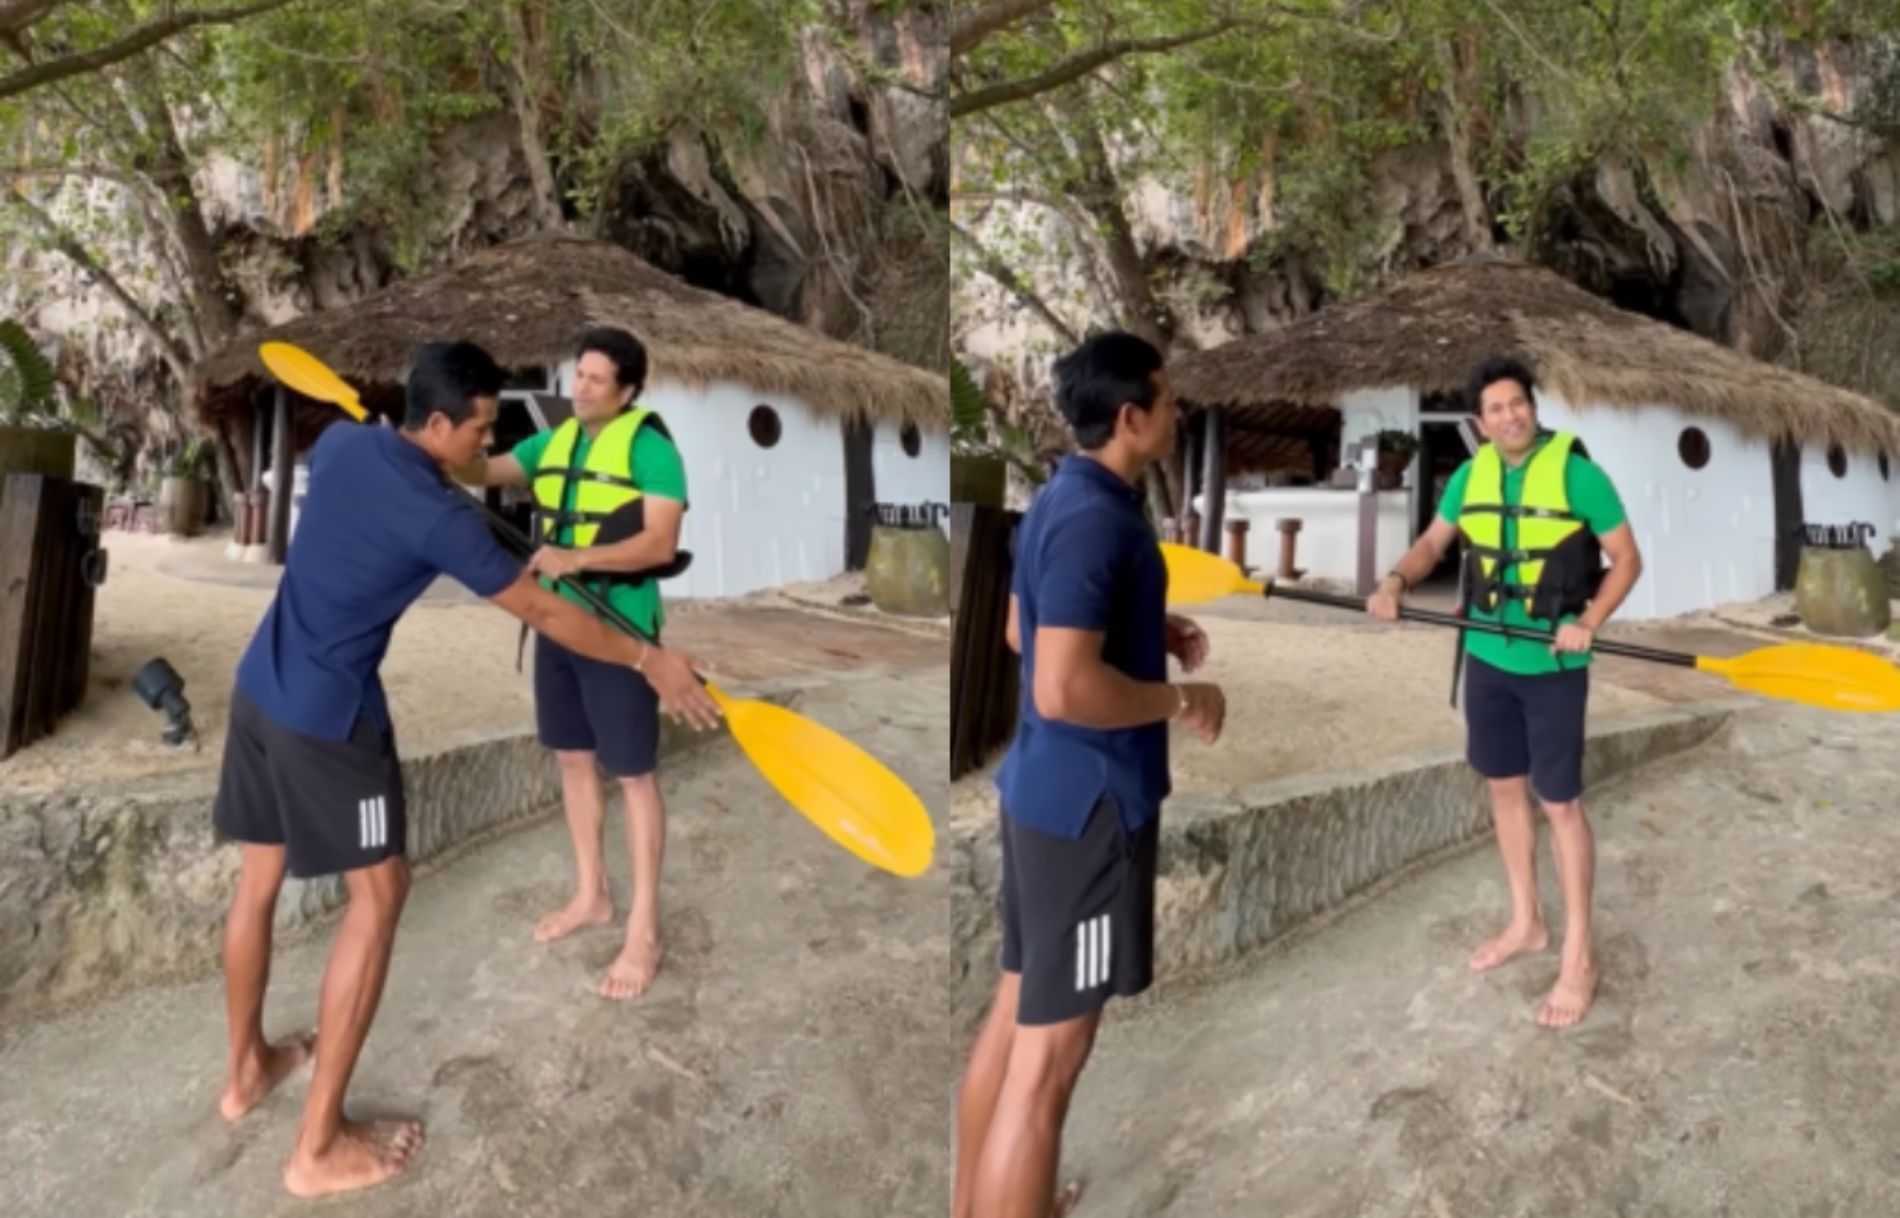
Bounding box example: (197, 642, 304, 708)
(1462, 654, 1589, 803)
(998, 795, 1158, 1026)
(532, 632, 660, 778)
(212, 689, 407, 879)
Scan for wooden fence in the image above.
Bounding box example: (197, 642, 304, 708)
(950, 503, 1022, 781)
(0, 473, 106, 758)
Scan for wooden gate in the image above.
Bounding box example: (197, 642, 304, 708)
(950, 503, 1023, 781)
(0, 473, 107, 758)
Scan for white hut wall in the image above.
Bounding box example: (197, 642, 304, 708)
(1537, 393, 1775, 620)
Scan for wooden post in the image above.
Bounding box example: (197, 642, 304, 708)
(1223, 517, 1249, 569)
(1355, 433, 1380, 596)
(1198, 406, 1227, 553)
(267, 385, 294, 565)
(1275, 517, 1303, 579)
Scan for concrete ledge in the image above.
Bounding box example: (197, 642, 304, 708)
(951, 702, 1738, 1029)
(0, 688, 798, 1021)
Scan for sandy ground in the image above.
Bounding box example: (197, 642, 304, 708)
(0, 532, 945, 796)
(1054, 699, 1900, 1215)
(0, 532, 528, 794)
(1686, 588, 1900, 658)
(0, 666, 951, 1218)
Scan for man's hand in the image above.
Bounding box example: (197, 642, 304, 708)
(1366, 575, 1403, 622)
(1551, 622, 1595, 654)
(528, 546, 587, 581)
(1172, 681, 1225, 745)
(639, 645, 722, 731)
(1165, 614, 1208, 672)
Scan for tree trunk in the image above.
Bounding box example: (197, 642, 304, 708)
(500, 1, 565, 231)
(211, 421, 243, 529)
(1434, 40, 1494, 251)
(1198, 407, 1227, 551)
(123, 64, 240, 357)
(1069, 103, 1177, 348)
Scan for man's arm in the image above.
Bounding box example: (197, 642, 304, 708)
(1376, 517, 1459, 600)
(1032, 626, 1184, 729)
(557, 496, 682, 574)
(1577, 523, 1642, 632)
(488, 572, 719, 729)
(448, 452, 529, 489)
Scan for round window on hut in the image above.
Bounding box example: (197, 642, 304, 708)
(1827, 444, 1848, 478)
(1676, 426, 1710, 471)
(748, 404, 782, 449)
(900, 421, 922, 458)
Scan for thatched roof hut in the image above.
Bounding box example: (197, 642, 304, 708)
(1170, 258, 1900, 458)
(195, 234, 947, 431)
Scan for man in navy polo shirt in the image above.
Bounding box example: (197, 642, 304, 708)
(954, 331, 1227, 1218)
(211, 340, 719, 1199)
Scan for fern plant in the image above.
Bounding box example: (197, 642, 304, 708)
(951, 353, 1047, 487)
(0, 318, 59, 422)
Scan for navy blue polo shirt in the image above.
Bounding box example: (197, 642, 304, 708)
(994, 455, 1171, 838)
(234, 422, 521, 742)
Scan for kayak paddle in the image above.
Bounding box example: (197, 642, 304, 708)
(1158, 541, 1900, 714)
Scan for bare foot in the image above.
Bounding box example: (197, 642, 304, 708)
(1054, 1177, 1085, 1216)
(283, 1118, 424, 1198)
(598, 937, 664, 1001)
(1537, 959, 1598, 1029)
(1467, 920, 1549, 971)
(533, 890, 613, 943)
(219, 1032, 315, 1122)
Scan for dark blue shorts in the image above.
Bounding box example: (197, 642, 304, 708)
(1462, 655, 1588, 803)
(533, 631, 660, 777)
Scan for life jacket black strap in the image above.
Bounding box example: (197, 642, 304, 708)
(1459, 504, 1580, 522)
(533, 467, 641, 492)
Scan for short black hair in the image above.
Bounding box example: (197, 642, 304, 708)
(403, 340, 503, 429)
(1466, 355, 1538, 414)
(1050, 330, 1165, 450)
(575, 326, 648, 398)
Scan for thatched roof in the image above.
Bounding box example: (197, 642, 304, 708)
(1171, 258, 1900, 455)
(195, 234, 946, 430)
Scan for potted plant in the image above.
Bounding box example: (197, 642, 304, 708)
(0, 318, 78, 479)
(1375, 427, 1419, 488)
(158, 436, 214, 537)
(951, 355, 1047, 507)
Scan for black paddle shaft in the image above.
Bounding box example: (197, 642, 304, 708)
(449, 485, 724, 690)
(1261, 584, 1699, 669)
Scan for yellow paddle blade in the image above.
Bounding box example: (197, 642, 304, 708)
(1697, 643, 1900, 713)
(1159, 541, 1265, 606)
(709, 686, 934, 878)
(258, 342, 367, 420)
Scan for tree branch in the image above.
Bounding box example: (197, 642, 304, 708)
(949, 219, 1080, 345)
(950, 0, 1056, 57)
(952, 21, 1240, 119)
(6, 186, 193, 384)
(0, 0, 61, 39)
(0, 0, 303, 102)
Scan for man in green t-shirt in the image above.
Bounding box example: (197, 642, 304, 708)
(456, 327, 688, 1001)
(1367, 356, 1644, 1030)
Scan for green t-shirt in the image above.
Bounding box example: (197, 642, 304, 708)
(1436, 435, 1626, 676)
(511, 418, 688, 638)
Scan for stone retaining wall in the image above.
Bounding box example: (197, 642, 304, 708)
(951, 703, 1738, 1030)
(0, 692, 790, 1021)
